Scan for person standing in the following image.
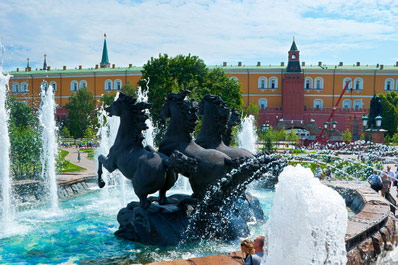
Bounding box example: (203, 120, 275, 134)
(240, 239, 261, 265)
(253, 235, 265, 263)
(324, 165, 332, 181)
(381, 172, 391, 197)
(315, 164, 322, 180)
(77, 149, 81, 163)
(367, 170, 382, 193)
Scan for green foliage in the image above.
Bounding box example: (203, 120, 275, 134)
(139, 54, 243, 143)
(65, 87, 96, 139)
(390, 132, 398, 145)
(122, 81, 138, 96)
(378, 91, 398, 136)
(242, 103, 259, 118)
(360, 133, 365, 141)
(57, 150, 85, 173)
(84, 127, 95, 140)
(342, 128, 352, 142)
(286, 130, 299, 144)
(7, 98, 41, 180)
(101, 94, 115, 108)
(60, 126, 70, 138)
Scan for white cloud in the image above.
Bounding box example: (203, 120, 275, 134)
(1, 0, 398, 71)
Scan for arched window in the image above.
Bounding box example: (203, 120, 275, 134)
(342, 99, 352, 109)
(70, 80, 78, 92)
(41, 81, 48, 91)
(353, 99, 363, 110)
(258, 98, 267, 110)
(385, 78, 394, 91)
(12, 82, 19, 93)
(343, 77, 352, 90)
(20, 82, 28, 93)
(230, 76, 239, 83)
(269, 77, 278, 89)
(258, 77, 267, 89)
(313, 99, 323, 109)
(105, 79, 113, 91)
(304, 77, 313, 89)
(353, 78, 363, 90)
(314, 77, 323, 89)
(79, 80, 87, 88)
(49, 81, 57, 92)
(114, 79, 122, 90)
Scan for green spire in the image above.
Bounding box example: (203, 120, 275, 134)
(100, 33, 110, 68)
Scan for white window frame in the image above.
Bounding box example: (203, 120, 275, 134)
(342, 99, 352, 109)
(353, 78, 363, 91)
(385, 78, 394, 91)
(230, 76, 239, 83)
(314, 77, 323, 90)
(79, 80, 87, 88)
(20, 82, 29, 93)
(269, 77, 278, 89)
(258, 98, 267, 110)
(304, 77, 313, 89)
(12, 82, 19, 93)
(258, 77, 267, 89)
(343, 77, 353, 90)
(353, 99, 363, 110)
(114, 79, 122, 91)
(70, 80, 78, 92)
(105, 79, 113, 91)
(313, 99, 323, 109)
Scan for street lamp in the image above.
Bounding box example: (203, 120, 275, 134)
(323, 121, 337, 142)
(261, 123, 270, 152)
(362, 115, 382, 149)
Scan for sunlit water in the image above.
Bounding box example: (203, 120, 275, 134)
(0, 187, 274, 264)
(238, 115, 258, 154)
(39, 84, 59, 212)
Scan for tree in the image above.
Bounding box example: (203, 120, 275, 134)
(342, 128, 352, 142)
(65, 87, 96, 139)
(101, 94, 115, 108)
(121, 80, 138, 96)
(7, 98, 41, 180)
(242, 102, 259, 118)
(378, 91, 398, 136)
(139, 54, 243, 130)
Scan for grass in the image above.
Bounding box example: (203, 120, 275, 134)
(81, 149, 95, 160)
(57, 149, 86, 173)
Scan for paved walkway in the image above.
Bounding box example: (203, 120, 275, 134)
(57, 146, 97, 185)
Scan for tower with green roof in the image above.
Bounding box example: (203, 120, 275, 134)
(100, 33, 110, 68)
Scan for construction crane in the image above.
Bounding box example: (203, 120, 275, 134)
(315, 80, 352, 144)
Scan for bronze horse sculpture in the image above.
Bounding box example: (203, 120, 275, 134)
(159, 90, 234, 198)
(196, 94, 254, 161)
(97, 93, 176, 208)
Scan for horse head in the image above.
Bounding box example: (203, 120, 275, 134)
(105, 92, 137, 117)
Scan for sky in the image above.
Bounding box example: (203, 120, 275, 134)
(1, 0, 398, 72)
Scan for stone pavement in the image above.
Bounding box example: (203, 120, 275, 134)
(57, 146, 97, 185)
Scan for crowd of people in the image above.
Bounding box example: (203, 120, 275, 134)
(367, 165, 398, 198)
(314, 164, 332, 181)
(240, 236, 265, 265)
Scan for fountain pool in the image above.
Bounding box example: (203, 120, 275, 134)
(0, 186, 275, 264)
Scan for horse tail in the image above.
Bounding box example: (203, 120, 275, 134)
(168, 150, 198, 175)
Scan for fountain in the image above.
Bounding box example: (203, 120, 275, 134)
(0, 65, 13, 231)
(238, 115, 258, 154)
(38, 84, 59, 211)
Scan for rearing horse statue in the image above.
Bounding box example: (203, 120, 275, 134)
(97, 93, 176, 208)
(159, 90, 234, 198)
(196, 94, 254, 161)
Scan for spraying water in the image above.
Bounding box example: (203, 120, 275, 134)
(39, 84, 59, 211)
(238, 115, 258, 154)
(264, 165, 347, 265)
(136, 86, 155, 147)
(0, 65, 13, 229)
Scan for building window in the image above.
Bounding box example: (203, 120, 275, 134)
(304, 77, 313, 89)
(353, 99, 362, 110)
(385, 78, 394, 91)
(258, 77, 267, 89)
(70, 80, 78, 91)
(80, 80, 87, 88)
(353, 78, 363, 90)
(269, 77, 278, 89)
(114, 79, 122, 90)
(105, 79, 113, 91)
(20, 82, 28, 93)
(343, 77, 352, 90)
(342, 99, 352, 109)
(11, 82, 19, 93)
(396, 79, 398, 90)
(41, 81, 49, 91)
(313, 99, 323, 109)
(258, 98, 267, 110)
(230, 76, 239, 83)
(314, 77, 323, 89)
(50, 81, 57, 92)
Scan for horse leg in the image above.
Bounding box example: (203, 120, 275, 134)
(139, 195, 151, 209)
(98, 154, 115, 188)
(159, 169, 177, 205)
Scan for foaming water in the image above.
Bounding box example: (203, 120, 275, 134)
(39, 84, 59, 212)
(136, 86, 155, 147)
(238, 115, 258, 154)
(264, 165, 347, 265)
(0, 67, 13, 231)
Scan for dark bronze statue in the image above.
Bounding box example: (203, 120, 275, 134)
(158, 90, 234, 197)
(97, 93, 176, 208)
(196, 94, 254, 160)
(368, 94, 383, 128)
(223, 107, 240, 146)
